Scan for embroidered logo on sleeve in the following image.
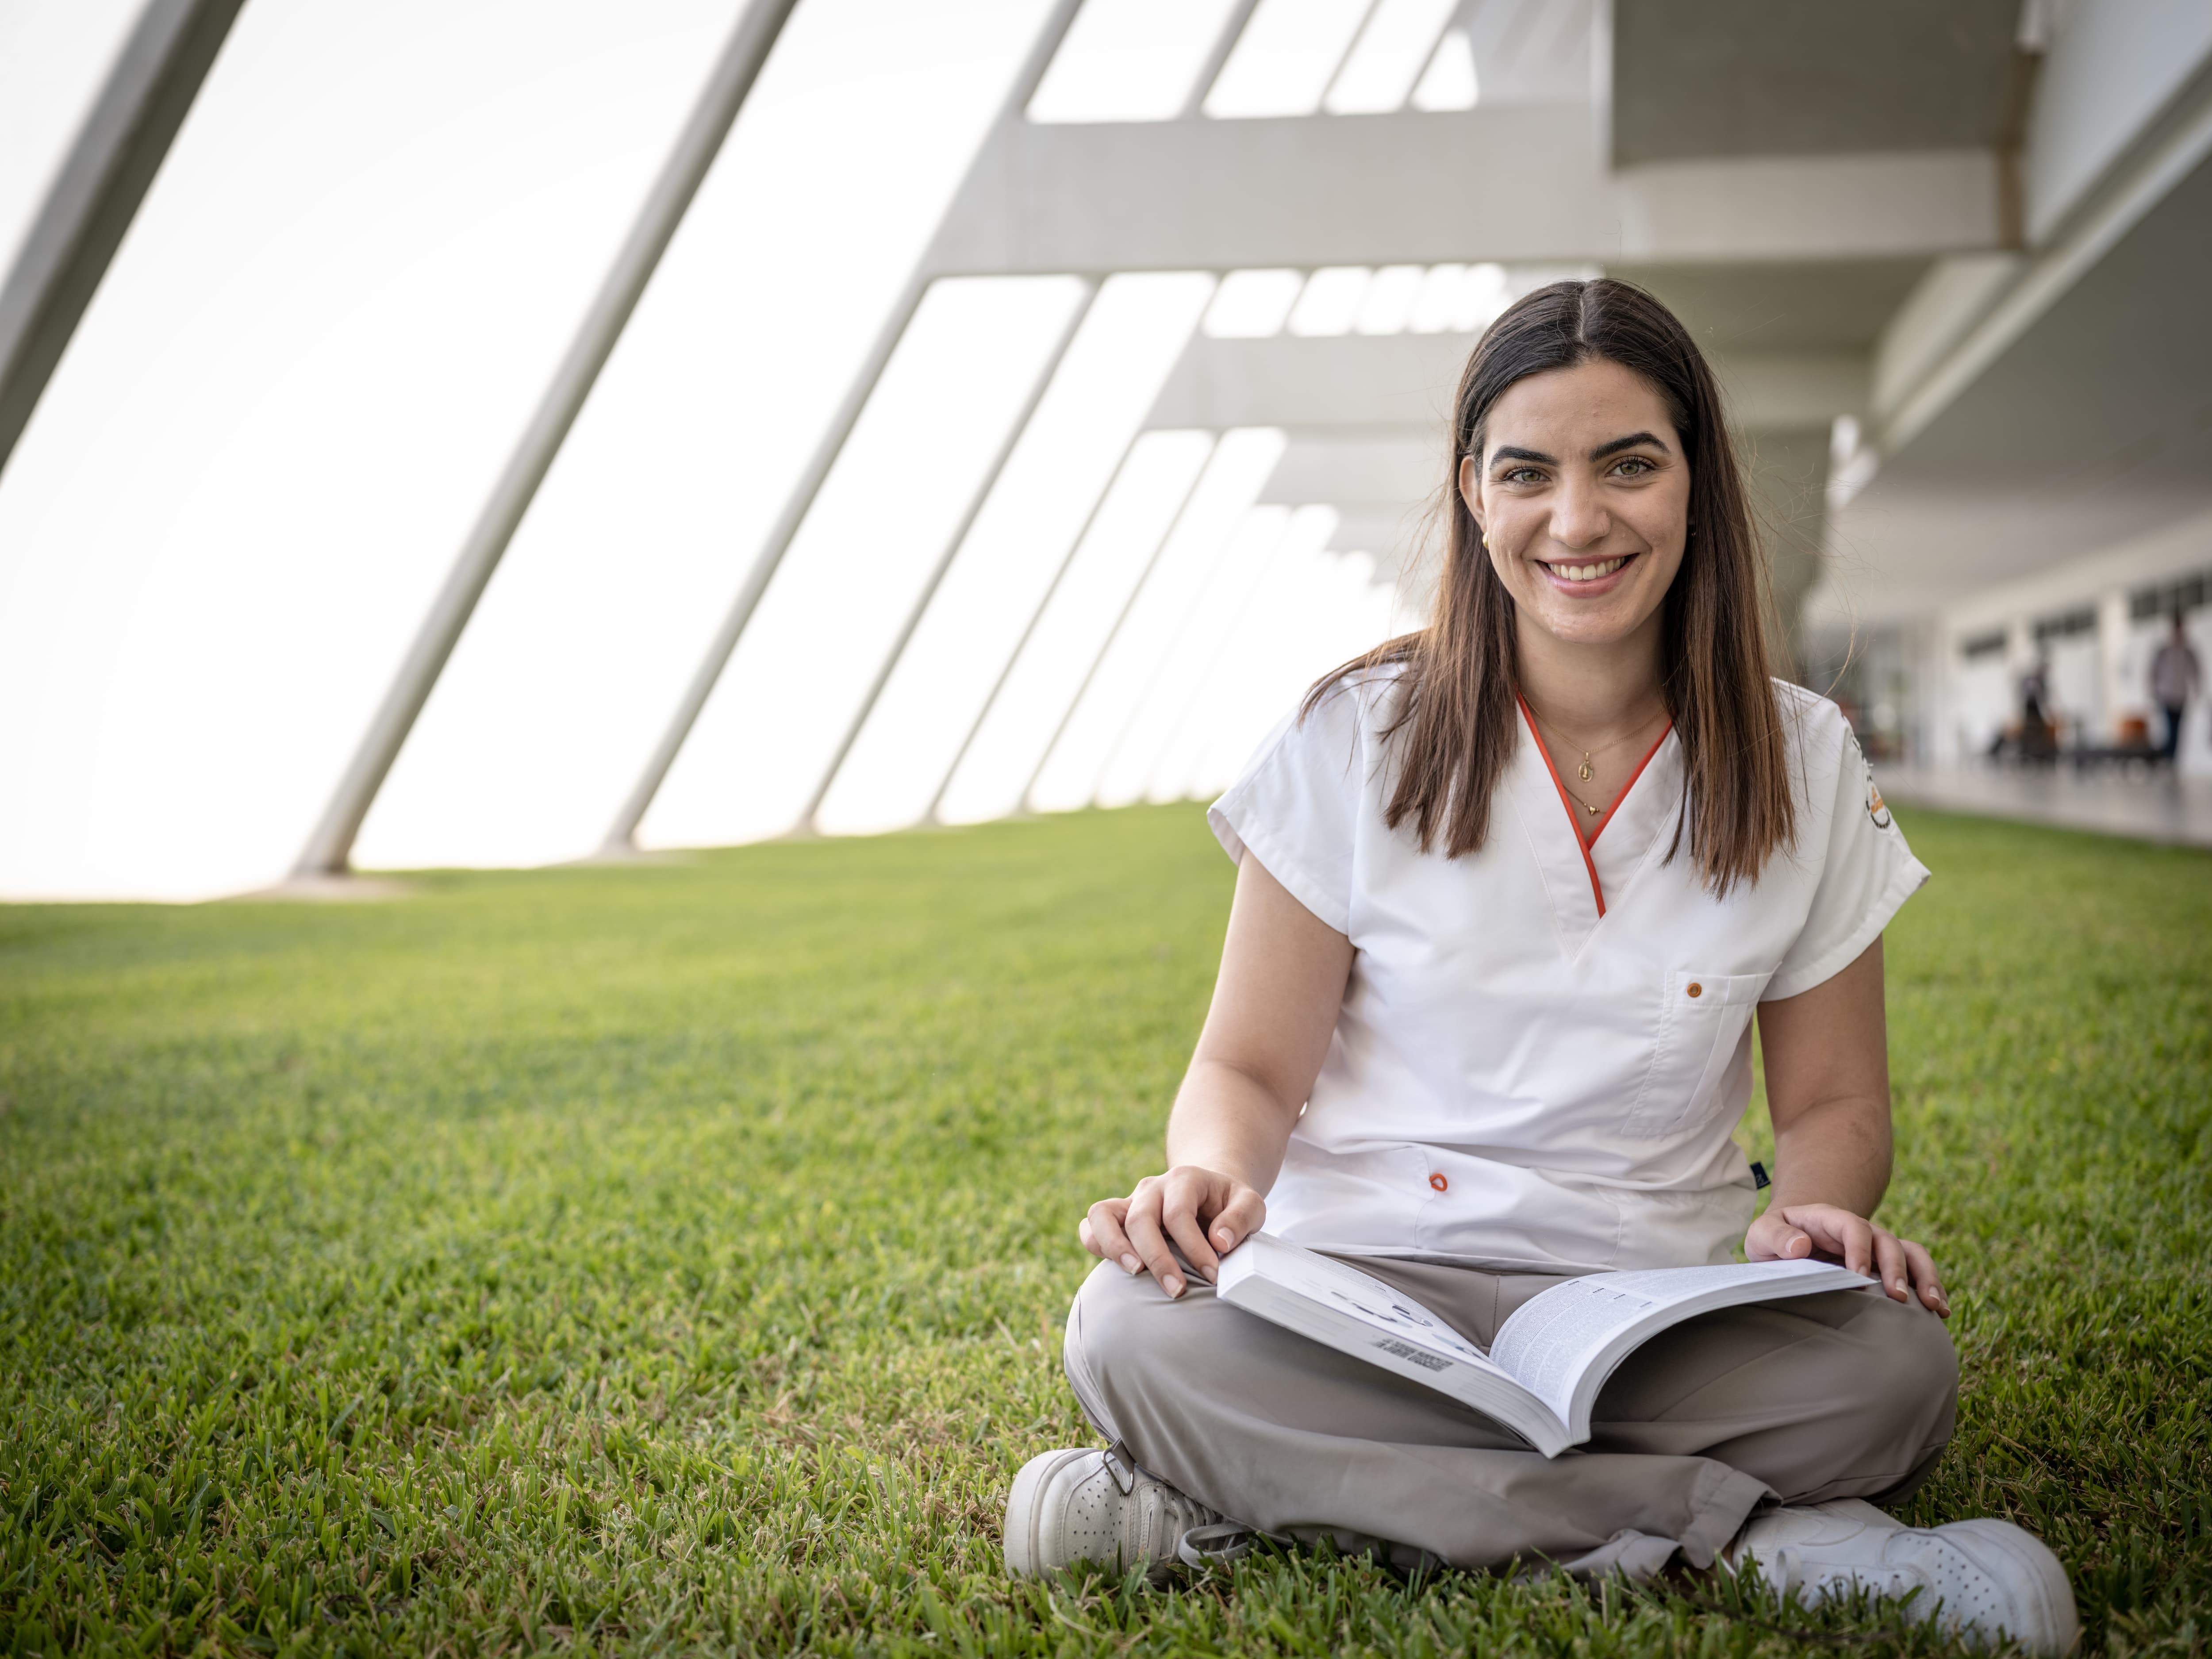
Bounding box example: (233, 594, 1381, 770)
(1865, 760, 1893, 829)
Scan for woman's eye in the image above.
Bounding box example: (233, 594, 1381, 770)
(1501, 467, 1544, 485)
(1613, 457, 1655, 476)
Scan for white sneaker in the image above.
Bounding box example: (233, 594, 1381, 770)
(1729, 1498, 2080, 1655)
(1004, 1445, 1224, 1583)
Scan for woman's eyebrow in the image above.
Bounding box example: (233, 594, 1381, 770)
(1490, 445, 1555, 465)
(1590, 431, 1667, 460)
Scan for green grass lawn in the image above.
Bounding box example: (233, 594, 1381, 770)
(2, 803, 2206, 1657)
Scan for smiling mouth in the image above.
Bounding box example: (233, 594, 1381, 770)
(1540, 554, 1632, 582)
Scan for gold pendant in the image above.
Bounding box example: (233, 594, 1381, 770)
(1586, 802, 1601, 817)
(1578, 757, 1593, 781)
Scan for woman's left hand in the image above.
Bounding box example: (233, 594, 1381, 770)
(1746, 1202, 1949, 1317)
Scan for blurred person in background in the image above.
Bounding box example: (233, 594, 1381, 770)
(2018, 650, 2057, 763)
(2150, 613, 2200, 764)
(1005, 279, 2078, 1657)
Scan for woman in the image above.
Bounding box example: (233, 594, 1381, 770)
(1003, 280, 2076, 1655)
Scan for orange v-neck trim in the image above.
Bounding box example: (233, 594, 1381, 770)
(1594, 721, 1674, 846)
(1515, 696, 1674, 920)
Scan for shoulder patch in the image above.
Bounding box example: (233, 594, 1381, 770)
(1864, 754, 1893, 830)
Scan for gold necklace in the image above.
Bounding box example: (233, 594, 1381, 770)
(1526, 708, 1660, 822)
(1529, 717, 1628, 817)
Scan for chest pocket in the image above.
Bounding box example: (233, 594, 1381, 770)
(1623, 969, 1772, 1140)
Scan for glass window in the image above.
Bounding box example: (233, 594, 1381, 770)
(815, 270, 1215, 837)
(1287, 265, 1372, 336)
(1203, 268, 1306, 338)
(1205, 0, 1376, 119)
(1028, 0, 1243, 123)
(0, 0, 750, 900)
(1170, 536, 1395, 801)
(0, 0, 144, 276)
(1409, 26, 1479, 111)
(1030, 427, 1285, 811)
(1354, 263, 1426, 334)
(937, 428, 1216, 826)
(1323, 0, 1456, 114)
(354, 0, 1056, 872)
(636, 275, 1088, 852)
(1128, 503, 1306, 804)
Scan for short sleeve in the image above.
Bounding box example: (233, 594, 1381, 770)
(1206, 681, 1370, 935)
(1765, 721, 1931, 1001)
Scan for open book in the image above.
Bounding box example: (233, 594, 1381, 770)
(1217, 1233, 1870, 1457)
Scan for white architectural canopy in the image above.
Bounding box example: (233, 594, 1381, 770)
(4, 0, 2210, 898)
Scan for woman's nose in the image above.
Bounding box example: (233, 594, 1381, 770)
(1548, 478, 1610, 549)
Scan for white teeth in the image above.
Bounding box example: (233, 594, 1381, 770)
(1551, 557, 1625, 582)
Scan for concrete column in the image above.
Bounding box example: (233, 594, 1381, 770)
(1927, 618, 1960, 765)
(2096, 587, 2131, 742)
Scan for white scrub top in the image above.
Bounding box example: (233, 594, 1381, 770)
(1208, 669, 1928, 1275)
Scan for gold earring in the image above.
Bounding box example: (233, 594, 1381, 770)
(1481, 534, 1490, 549)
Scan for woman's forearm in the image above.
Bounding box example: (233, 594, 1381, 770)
(1767, 1092, 1892, 1218)
(1757, 939, 1893, 1219)
(1164, 1059, 1304, 1196)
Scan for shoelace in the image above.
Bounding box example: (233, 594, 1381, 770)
(1135, 1484, 1217, 1557)
(1176, 1521, 1256, 1570)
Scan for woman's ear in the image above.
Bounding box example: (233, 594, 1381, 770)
(1457, 453, 1484, 528)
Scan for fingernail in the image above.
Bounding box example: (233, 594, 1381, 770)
(1215, 1228, 1234, 1247)
(1164, 1276, 1183, 1298)
(1120, 1254, 1140, 1275)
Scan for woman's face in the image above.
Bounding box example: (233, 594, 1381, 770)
(1458, 357, 1690, 651)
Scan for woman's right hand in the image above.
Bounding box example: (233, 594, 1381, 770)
(1080, 1166, 1267, 1299)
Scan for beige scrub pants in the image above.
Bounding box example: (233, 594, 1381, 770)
(1062, 1253, 1959, 1579)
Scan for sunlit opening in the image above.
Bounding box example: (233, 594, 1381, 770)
(1322, 0, 1457, 115)
(1028, 0, 1243, 123)
(1203, 268, 1306, 338)
(1405, 260, 1512, 334)
(1204, 0, 1376, 120)
(636, 275, 1087, 852)
(1170, 530, 1396, 800)
(1098, 504, 1295, 807)
(1408, 262, 1465, 333)
(0, 0, 754, 901)
(1029, 428, 1286, 811)
(938, 430, 1217, 826)
(1409, 26, 1479, 111)
(357, 0, 1053, 872)
(1287, 266, 1372, 336)
(1152, 505, 1364, 802)
(0, 0, 143, 276)
(1354, 263, 1426, 334)
(816, 270, 1215, 837)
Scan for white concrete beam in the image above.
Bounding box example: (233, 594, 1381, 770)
(1259, 430, 1442, 507)
(1613, 150, 2001, 262)
(1147, 333, 1869, 433)
(927, 107, 2005, 273)
(1879, 61, 2212, 452)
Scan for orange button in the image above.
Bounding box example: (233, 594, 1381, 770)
(1429, 1172, 1448, 1192)
(1687, 981, 1704, 998)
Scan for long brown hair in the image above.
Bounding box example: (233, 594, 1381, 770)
(1306, 277, 1794, 894)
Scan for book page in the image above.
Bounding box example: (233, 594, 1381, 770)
(1224, 1236, 1493, 1368)
(1490, 1260, 1856, 1426)
(1216, 1234, 1574, 1453)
